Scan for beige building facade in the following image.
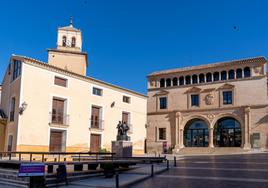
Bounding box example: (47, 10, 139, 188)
(147, 57, 268, 153)
(0, 21, 147, 154)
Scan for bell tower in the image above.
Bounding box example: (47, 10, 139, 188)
(48, 17, 88, 75)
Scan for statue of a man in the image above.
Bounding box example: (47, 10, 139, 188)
(122, 122, 129, 136)
(117, 121, 123, 136)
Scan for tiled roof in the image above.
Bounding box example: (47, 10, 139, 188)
(148, 56, 267, 77)
(11, 55, 147, 98)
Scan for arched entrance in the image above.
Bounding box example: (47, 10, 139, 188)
(214, 117, 241, 147)
(184, 119, 209, 147)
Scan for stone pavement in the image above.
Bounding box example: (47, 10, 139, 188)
(59, 163, 167, 188)
(131, 153, 268, 188)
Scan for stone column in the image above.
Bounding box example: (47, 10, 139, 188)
(175, 112, 179, 146)
(209, 128, 214, 148)
(244, 107, 251, 149)
(179, 128, 184, 149)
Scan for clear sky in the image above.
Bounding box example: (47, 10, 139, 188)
(0, 0, 268, 94)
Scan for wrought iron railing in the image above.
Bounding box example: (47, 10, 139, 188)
(89, 119, 104, 130)
(49, 112, 69, 126)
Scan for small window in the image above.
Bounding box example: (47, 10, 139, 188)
(123, 96, 131, 103)
(172, 77, 178, 86)
(159, 97, 167, 109)
(158, 128, 166, 140)
(228, 70, 235, 80)
(71, 37, 76, 47)
(223, 91, 233, 105)
(192, 75, 198, 84)
(54, 76, 67, 87)
(206, 73, 212, 82)
(160, 78, 165, 88)
(62, 36, 67, 47)
(191, 94, 199, 107)
(244, 67, 251, 78)
(166, 78, 171, 87)
(179, 76, 184, 86)
(10, 97, 15, 121)
(221, 71, 227, 80)
(185, 75, 191, 85)
(93, 87, 103, 96)
(236, 69, 242, 79)
(213, 72, 219, 81)
(199, 74, 205, 83)
(12, 60, 22, 81)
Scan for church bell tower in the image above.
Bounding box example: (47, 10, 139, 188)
(48, 17, 88, 75)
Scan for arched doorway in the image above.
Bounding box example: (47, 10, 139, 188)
(214, 117, 241, 147)
(184, 119, 209, 147)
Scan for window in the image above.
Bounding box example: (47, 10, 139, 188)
(159, 97, 167, 109)
(52, 98, 65, 124)
(185, 75, 191, 85)
(172, 77, 178, 86)
(122, 112, 130, 124)
(221, 71, 227, 80)
(244, 67, 251, 78)
(199, 74, 205, 83)
(93, 87, 103, 96)
(10, 97, 15, 121)
(166, 78, 171, 87)
(228, 70, 235, 80)
(123, 96, 131, 103)
(91, 106, 102, 128)
(54, 76, 67, 87)
(213, 72, 219, 81)
(236, 69, 242, 79)
(12, 60, 22, 81)
(158, 128, 166, 140)
(223, 91, 233, 105)
(191, 94, 199, 107)
(206, 73, 212, 82)
(192, 75, 198, 84)
(179, 76, 184, 85)
(62, 36, 67, 47)
(160, 78, 165, 87)
(71, 37, 76, 47)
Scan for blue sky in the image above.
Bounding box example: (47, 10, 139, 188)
(0, 0, 268, 94)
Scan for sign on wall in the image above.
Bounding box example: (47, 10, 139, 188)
(18, 163, 45, 177)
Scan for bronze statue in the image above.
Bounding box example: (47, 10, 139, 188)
(116, 121, 130, 141)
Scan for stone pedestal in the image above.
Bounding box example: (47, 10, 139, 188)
(112, 141, 133, 158)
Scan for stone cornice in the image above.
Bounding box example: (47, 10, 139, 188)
(148, 56, 266, 77)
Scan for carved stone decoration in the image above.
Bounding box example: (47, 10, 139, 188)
(253, 66, 262, 75)
(207, 114, 215, 120)
(205, 93, 214, 105)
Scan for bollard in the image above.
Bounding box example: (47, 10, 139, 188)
(115, 171, 119, 188)
(174, 156, 177, 167)
(167, 160, 169, 170)
(151, 164, 154, 177)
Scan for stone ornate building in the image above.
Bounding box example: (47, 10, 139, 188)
(147, 57, 268, 153)
(0, 20, 147, 153)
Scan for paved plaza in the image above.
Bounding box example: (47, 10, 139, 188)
(132, 153, 268, 188)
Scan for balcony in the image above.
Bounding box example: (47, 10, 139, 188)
(49, 112, 69, 127)
(89, 119, 104, 130)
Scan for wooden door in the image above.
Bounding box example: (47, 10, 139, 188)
(90, 134, 101, 152)
(49, 131, 63, 152)
(122, 112, 129, 124)
(52, 99, 64, 124)
(91, 107, 100, 128)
